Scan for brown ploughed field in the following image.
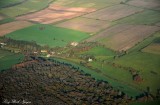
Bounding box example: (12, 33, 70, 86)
(86, 24, 160, 51)
(16, 4, 96, 24)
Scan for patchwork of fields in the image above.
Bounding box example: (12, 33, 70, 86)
(16, 4, 95, 24)
(0, 0, 160, 103)
(114, 10, 160, 25)
(0, 21, 33, 36)
(5, 24, 90, 47)
(87, 24, 160, 51)
(0, 0, 55, 17)
(56, 17, 111, 33)
(83, 4, 143, 21)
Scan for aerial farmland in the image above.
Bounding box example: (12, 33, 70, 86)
(0, 20, 33, 36)
(56, 17, 111, 33)
(86, 24, 159, 51)
(0, 0, 160, 105)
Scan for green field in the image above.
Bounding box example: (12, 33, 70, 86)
(79, 46, 115, 60)
(0, 49, 24, 71)
(0, 0, 54, 17)
(88, 61, 134, 85)
(6, 24, 90, 47)
(113, 52, 160, 95)
(114, 10, 160, 25)
(80, 46, 115, 56)
(126, 32, 160, 93)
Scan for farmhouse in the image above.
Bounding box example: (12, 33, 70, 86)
(88, 58, 93, 62)
(41, 50, 47, 53)
(51, 51, 55, 55)
(70, 42, 78, 46)
(0, 42, 7, 47)
(46, 54, 51, 58)
(0, 42, 7, 46)
(13, 49, 21, 53)
(34, 51, 38, 54)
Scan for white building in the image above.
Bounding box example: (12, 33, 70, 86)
(88, 58, 93, 62)
(0, 42, 7, 46)
(70, 42, 78, 46)
(41, 50, 47, 53)
(46, 54, 51, 58)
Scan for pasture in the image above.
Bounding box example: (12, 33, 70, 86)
(0, 49, 24, 71)
(16, 4, 95, 24)
(126, 0, 160, 10)
(87, 24, 160, 51)
(79, 46, 115, 56)
(113, 52, 160, 95)
(5, 24, 90, 47)
(0, 21, 33, 36)
(0, 0, 55, 17)
(56, 17, 111, 33)
(83, 4, 143, 21)
(78, 46, 115, 60)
